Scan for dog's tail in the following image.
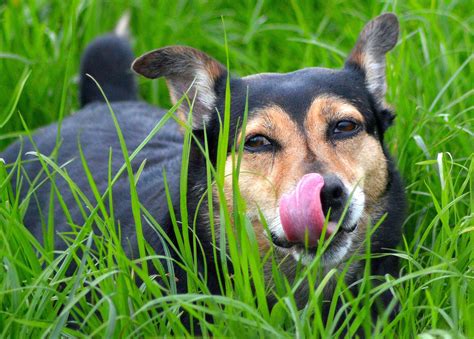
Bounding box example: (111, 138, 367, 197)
(79, 12, 137, 107)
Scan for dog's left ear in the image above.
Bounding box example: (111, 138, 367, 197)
(132, 46, 226, 130)
(345, 13, 399, 107)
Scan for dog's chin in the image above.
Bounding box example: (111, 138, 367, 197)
(271, 220, 358, 268)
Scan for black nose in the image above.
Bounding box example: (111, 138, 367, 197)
(320, 174, 347, 221)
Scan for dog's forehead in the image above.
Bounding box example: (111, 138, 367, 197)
(241, 67, 371, 124)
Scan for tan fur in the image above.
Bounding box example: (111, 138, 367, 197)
(226, 106, 307, 203)
(305, 96, 388, 244)
(348, 50, 366, 69)
(219, 97, 388, 259)
(213, 96, 393, 307)
(305, 96, 387, 208)
(221, 107, 305, 249)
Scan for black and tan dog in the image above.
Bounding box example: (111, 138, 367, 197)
(2, 13, 405, 320)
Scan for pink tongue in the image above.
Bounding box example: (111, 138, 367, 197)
(279, 173, 329, 246)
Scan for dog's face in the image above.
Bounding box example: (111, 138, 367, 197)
(133, 14, 399, 268)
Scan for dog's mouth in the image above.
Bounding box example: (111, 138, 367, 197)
(268, 220, 359, 268)
(270, 220, 358, 252)
(270, 173, 364, 262)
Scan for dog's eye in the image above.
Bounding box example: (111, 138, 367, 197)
(244, 135, 273, 152)
(333, 120, 360, 137)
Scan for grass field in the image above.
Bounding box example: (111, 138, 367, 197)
(0, 0, 473, 337)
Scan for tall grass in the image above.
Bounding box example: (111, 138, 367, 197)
(0, 0, 472, 337)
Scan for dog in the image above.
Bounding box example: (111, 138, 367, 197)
(1, 12, 406, 325)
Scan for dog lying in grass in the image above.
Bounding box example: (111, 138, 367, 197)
(1, 12, 406, 327)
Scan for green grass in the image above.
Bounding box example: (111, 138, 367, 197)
(0, 0, 473, 337)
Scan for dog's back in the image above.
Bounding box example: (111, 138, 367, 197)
(1, 31, 183, 257)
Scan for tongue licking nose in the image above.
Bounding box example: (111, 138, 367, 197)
(279, 173, 333, 247)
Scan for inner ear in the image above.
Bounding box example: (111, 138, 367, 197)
(345, 13, 399, 107)
(132, 46, 227, 130)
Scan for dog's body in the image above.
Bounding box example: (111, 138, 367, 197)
(3, 101, 182, 252)
(2, 13, 406, 319)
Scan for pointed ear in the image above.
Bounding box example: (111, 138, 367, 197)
(345, 13, 399, 107)
(132, 46, 226, 129)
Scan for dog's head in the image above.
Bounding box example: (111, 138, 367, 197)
(133, 14, 401, 268)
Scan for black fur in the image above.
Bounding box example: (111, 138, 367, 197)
(80, 34, 138, 106)
(2, 101, 182, 253)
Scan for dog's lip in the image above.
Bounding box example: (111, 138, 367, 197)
(342, 222, 358, 233)
(271, 222, 358, 251)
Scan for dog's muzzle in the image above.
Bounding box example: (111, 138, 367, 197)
(277, 173, 358, 248)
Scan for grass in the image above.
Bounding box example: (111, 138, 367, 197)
(0, 0, 473, 337)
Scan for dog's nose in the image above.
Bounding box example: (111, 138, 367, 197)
(320, 174, 347, 220)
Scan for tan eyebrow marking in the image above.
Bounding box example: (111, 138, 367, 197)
(305, 95, 365, 128)
(237, 105, 302, 146)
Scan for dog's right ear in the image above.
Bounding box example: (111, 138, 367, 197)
(345, 13, 399, 108)
(132, 46, 227, 130)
